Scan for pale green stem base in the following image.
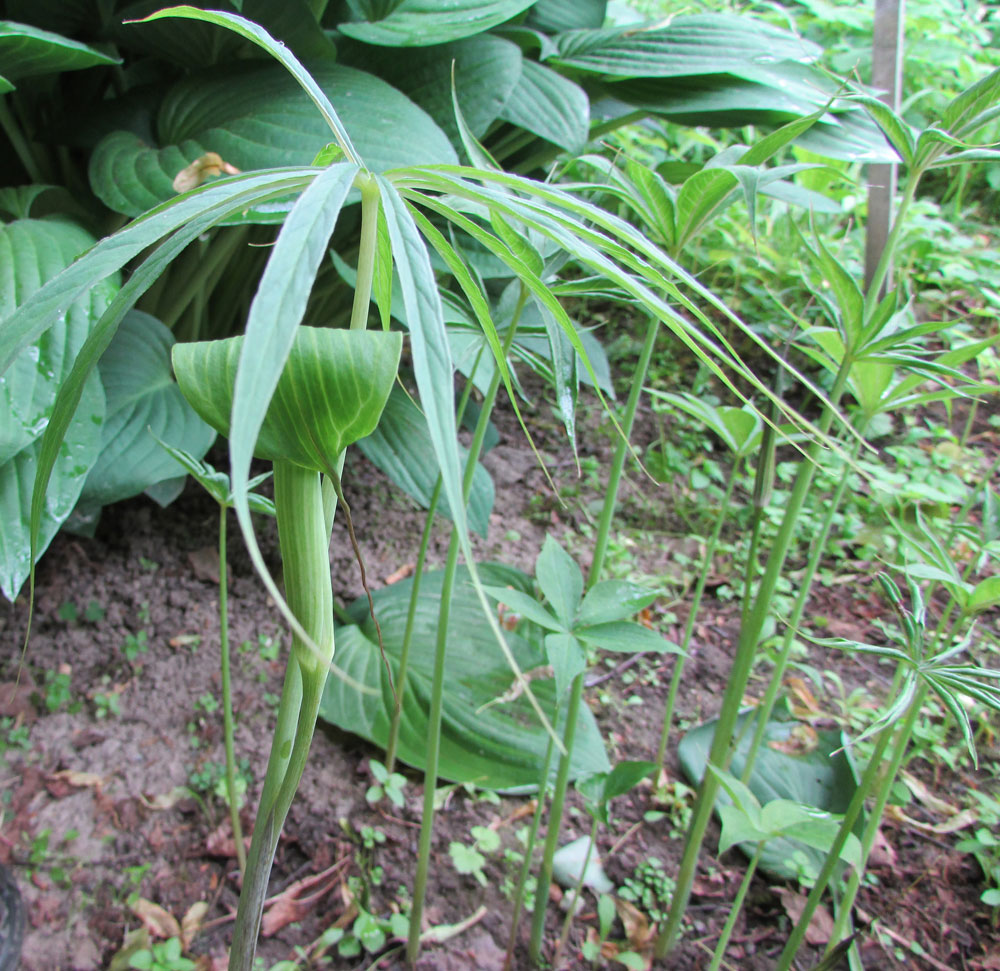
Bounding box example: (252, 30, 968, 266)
(655, 363, 851, 959)
(229, 461, 333, 971)
(504, 739, 553, 971)
(657, 467, 739, 770)
(552, 818, 599, 967)
(529, 316, 658, 966)
(708, 845, 761, 971)
(741, 451, 855, 782)
(774, 682, 925, 971)
(219, 507, 247, 877)
(407, 308, 521, 966)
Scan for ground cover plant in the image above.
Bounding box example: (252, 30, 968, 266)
(2, 2, 1000, 970)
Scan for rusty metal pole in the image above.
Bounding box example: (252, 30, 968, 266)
(865, 0, 905, 295)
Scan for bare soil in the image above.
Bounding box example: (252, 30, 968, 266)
(1, 370, 998, 971)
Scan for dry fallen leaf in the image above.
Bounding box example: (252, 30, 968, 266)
(130, 897, 181, 940)
(50, 769, 103, 788)
(768, 723, 819, 755)
(773, 887, 833, 946)
(261, 865, 343, 937)
(614, 897, 655, 950)
(187, 546, 221, 584)
(181, 901, 209, 951)
(786, 676, 821, 718)
(172, 152, 241, 193)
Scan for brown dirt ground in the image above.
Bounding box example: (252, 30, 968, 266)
(1, 363, 999, 971)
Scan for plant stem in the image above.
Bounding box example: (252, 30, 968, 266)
(708, 845, 762, 971)
(351, 173, 380, 331)
(655, 361, 851, 959)
(504, 741, 553, 971)
(826, 684, 927, 951)
(741, 445, 856, 782)
(657, 465, 739, 770)
(407, 297, 524, 966)
(589, 316, 658, 583)
(230, 460, 333, 970)
(528, 677, 584, 964)
(774, 682, 926, 971)
(529, 315, 658, 966)
(553, 818, 599, 967)
(0, 96, 46, 184)
(385, 350, 484, 772)
(159, 227, 248, 333)
(218, 506, 247, 877)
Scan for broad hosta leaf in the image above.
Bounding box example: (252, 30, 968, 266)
(525, 0, 607, 32)
(337, 0, 536, 47)
(0, 20, 118, 82)
(498, 59, 590, 154)
(341, 34, 522, 148)
(88, 133, 210, 219)
(0, 219, 118, 464)
(79, 310, 215, 507)
(550, 15, 819, 77)
(355, 386, 494, 537)
(318, 564, 609, 790)
(117, 0, 334, 67)
(0, 372, 104, 600)
(173, 326, 402, 472)
(679, 710, 860, 880)
(157, 61, 457, 172)
(90, 61, 457, 217)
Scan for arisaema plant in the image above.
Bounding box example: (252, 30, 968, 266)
(0, 8, 833, 967)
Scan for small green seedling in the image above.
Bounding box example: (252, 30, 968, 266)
(122, 630, 148, 663)
(449, 826, 501, 888)
(366, 759, 407, 808)
(128, 937, 195, 971)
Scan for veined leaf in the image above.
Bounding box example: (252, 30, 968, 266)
(0, 218, 118, 464)
(137, 6, 361, 162)
(90, 61, 456, 217)
(525, 0, 607, 32)
(355, 385, 494, 536)
(497, 58, 590, 153)
(1, 167, 320, 376)
(341, 34, 522, 149)
(337, 0, 536, 47)
(551, 15, 819, 78)
(0, 372, 104, 601)
(175, 326, 402, 470)
(318, 564, 609, 790)
(80, 310, 215, 507)
(0, 20, 118, 81)
(680, 711, 860, 880)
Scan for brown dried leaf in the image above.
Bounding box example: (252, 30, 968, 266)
(772, 887, 833, 946)
(181, 901, 209, 950)
(614, 897, 654, 950)
(0, 676, 37, 721)
(261, 866, 341, 937)
(768, 723, 819, 755)
(50, 769, 103, 788)
(172, 152, 241, 193)
(130, 897, 181, 940)
(187, 547, 220, 584)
